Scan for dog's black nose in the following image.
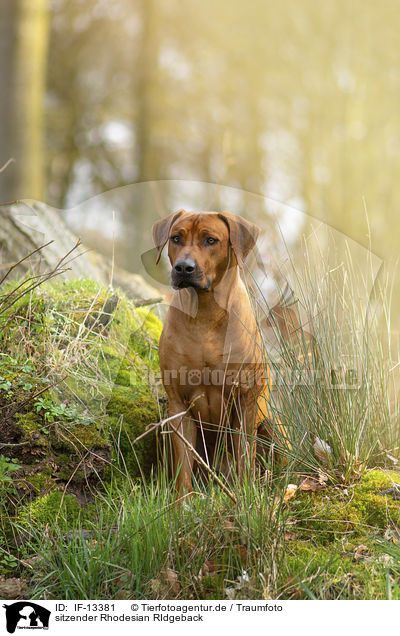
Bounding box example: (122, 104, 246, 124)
(174, 258, 196, 276)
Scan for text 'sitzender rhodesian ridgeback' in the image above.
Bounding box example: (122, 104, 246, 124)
(153, 209, 280, 496)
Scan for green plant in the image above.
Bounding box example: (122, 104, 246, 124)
(0, 553, 18, 574)
(34, 397, 91, 424)
(249, 232, 399, 482)
(0, 456, 20, 484)
(0, 379, 12, 391)
(0, 456, 20, 521)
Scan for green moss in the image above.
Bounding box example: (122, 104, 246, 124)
(52, 422, 109, 451)
(106, 384, 159, 478)
(57, 453, 73, 466)
(1, 276, 163, 527)
(281, 469, 400, 598)
(115, 370, 131, 387)
(287, 540, 339, 574)
(100, 344, 127, 380)
(194, 574, 226, 600)
(135, 307, 163, 341)
(17, 490, 97, 534)
(291, 470, 400, 547)
(350, 469, 400, 528)
(26, 471, 55, 494)
(14, 412, 49, 449)
(17, 491, 82, 529)
(290, 496, 358, 546)
(284, 537, 391, 599)
(355, 469, 397, 493)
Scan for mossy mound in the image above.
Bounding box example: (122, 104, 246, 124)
(17, 492, 85, 530)
(284, 469, 400, 598)
(290, 469, 400, 546)
(0, 277, 164, 514)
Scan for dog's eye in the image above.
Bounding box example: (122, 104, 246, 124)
(170, 235, 181, 244)
(205, 237, 218, 246)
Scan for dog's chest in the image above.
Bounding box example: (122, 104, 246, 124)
(160, 310, 228, 368)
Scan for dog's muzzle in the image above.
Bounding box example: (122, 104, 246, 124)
(171, 258, 209, 290)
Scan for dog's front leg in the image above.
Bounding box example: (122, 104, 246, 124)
(168, 401, 197, 497)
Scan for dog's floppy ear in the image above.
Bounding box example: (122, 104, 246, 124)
(218, 210, 261, 266)
(152, 209, 185, 264)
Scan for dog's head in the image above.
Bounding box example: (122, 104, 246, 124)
(152, 209, 260, 291)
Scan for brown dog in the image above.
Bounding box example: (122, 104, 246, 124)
(153, 209, 273, 496)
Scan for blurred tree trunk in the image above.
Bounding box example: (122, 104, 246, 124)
(125, 0, 160, 272)
(136, 0, 159, 182)
(0, 0, 49, 203)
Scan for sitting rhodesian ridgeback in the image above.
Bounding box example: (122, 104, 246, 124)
(153, 209, 283, 496)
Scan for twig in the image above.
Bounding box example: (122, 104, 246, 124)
(0, 268, 59, 303)
(133, 296, 164, 307)
(0, 267, 70, 315)
(53, 238, 82, 271)
(0, 158, 15, 174)
(0, 440, 31, 448)
(133, 408, 191, 444)
(0, 240, 54, 286)
(132, 395, 205, 445)
(0, 200, 19, 207)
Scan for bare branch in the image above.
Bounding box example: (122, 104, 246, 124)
(0, 158, 15, 174)
(0, 240, 54, 286)
(133, 296, 164, 307)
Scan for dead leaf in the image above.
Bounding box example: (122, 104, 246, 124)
(284, 575, 302, 599)
(233, 545, 247, 564)
(385, 453, 398, 465)
(284, 530, 300, 541)
(225, 570, 252, 598)
(164, 567, 180, 594)
(150, 567, 181, 597)
(236, 570, 250, 590)
(354, 544, 369, 561)
(299, 477, 324, 492)
(283, 484, 298, 503)
(334, 470, 346, 483)
(318, 469, 329, 483)
(114, 588, 134, 600)
(384, 525, 400, 544)
(225, 586, 235, 600)
(198, 560, 218, 579)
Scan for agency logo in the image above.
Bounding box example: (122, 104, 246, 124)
(2, 602, 51, 634)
